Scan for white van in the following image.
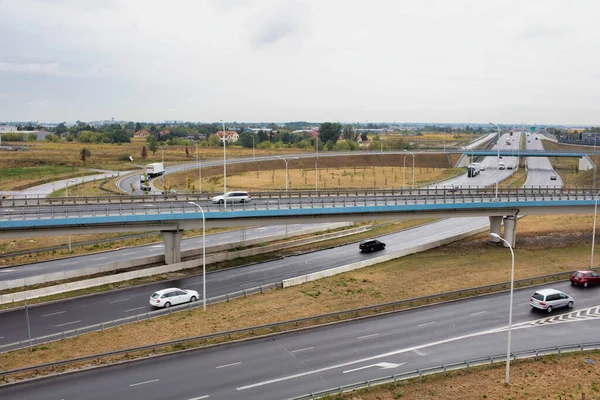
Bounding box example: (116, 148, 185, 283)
(529, 288, 574, 313)
(498, 161, 505, 170)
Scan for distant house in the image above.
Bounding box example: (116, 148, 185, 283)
(0, 125, 18, 133)
(158, 129, 171, 137)
(357, 136, 371, 148)
(216, 130, 239, 143)
(134, 129, 150, 138)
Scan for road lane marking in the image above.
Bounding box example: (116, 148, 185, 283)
(92, 256, 109, 260)
(357, 333, 379, 339)
(417, 321, 436, 327)
(0, 336, 4, 340)
(109, 298, 130, 304)
(291, 347, 314, 353)
(216, 362, 241, 369)
(221, 236, 230, 239)
(62, 262, 78, 265)
(121, 252, 138, 256)
(519, 302, 530, 306)
(470, 311, 488, 316)
(239, 281, 257, 287)
(343, 362, 406, 374)
(42, 311, 66, 317)
(129, 379, 159, 387)
(188, 396, 209, 400)
(0, 269, 14, 273)
(54, 320, 81, 327)
(124, 307, 146, 313)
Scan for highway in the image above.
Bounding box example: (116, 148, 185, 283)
(1, 280, 597, 400)
(525, 132, 563, 187)
(0, 223, 340, 281)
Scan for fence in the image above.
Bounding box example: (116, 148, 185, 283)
(286, 342, 600, 400)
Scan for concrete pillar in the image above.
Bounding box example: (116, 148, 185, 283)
(489, 216, 502, 243)
(161, 230, 183, 264)
(502, 216, 517, 248)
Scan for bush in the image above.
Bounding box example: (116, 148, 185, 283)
(1, 132, 25, 141)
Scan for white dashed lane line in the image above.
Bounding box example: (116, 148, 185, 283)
(124, 307, 146, 313)
(109, 298, 130, 304)
(42, 311, 66, 317)
(470, 311, 488, 316)
(129, 379, 159, 387)
(357, 333, 379, 340)
(54, 320, 81, 328)
(187, 395, 209, 400)
(417, 321, 436, 327)
(216, 362, 241, 369)
(290, 347, 314, 353)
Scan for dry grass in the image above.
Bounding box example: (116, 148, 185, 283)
(0, 214, 596, 372)
(345, 351, 600, 400)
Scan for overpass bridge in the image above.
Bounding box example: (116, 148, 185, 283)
(1, 188, 598, 263)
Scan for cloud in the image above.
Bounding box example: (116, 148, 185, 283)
(0, 62, 61, 75)
(28, 99, 49, 107)
(247, 3, 309, 49)
(517, 24, 571, 40)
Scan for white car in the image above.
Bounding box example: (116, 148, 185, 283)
(211, 191, 251, 204)
(529, 288, 574, 313)
(149, 288, 199, 308)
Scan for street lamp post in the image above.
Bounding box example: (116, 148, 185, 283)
(592, 194, 598, 268)
(490, 232, 515, 385)
(251, 135, 255, 161)
(277, 156, 297, 191)
(219, 120, 227, 208)
(315, 133, 319, 191)
(489, 122, 501, 201)
(66, 179, 76, 251)
(159, 147, 164, 165)
(403, 151, 415, 189)
(195, 142, 202, 195)
(188, 202, 206, 311)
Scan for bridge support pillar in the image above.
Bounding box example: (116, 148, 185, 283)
(161, 230, 183, 265)
(489, 216, 502, 243)
(502, 216, 517, 248)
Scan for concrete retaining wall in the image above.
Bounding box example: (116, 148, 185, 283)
(0, 224, 368, 304)
(0, 223, 352, 292)
(282, 224, 489, 288)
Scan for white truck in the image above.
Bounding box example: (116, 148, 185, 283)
(467, 162, 481, 177)
(146, 162, 164, 177)
(499, 161, 506, 170)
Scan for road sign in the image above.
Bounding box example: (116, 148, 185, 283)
(530, 127, 536, 132)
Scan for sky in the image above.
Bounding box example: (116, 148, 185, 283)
(1, 0, 599, 125)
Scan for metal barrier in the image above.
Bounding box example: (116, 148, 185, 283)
(285, 342, 600, 400)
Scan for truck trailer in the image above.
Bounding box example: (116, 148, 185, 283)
(146, 162, 165, 177)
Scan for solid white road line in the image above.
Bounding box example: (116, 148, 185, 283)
(92, 256, 109, 260)
(0, 336, 4, 340)
(221, 236, 230, 239)
(239, 281, 257, 287)
(121, 252, 138, 256)
(470, 311, 488, 316)
(216, 362, 241, 369)
(129, 379, 159, 387)
(357, 333, 379, 339)
(124, 307, 146, 313)
(54, 320, 81, 327)
(290, 347, 315, 353)
(187, 396, 210, 400)
(109, 298, 131, 304)
(417, 321, 436, 327)
(42, 311, 66, 317)
(61, 262, 78, 265)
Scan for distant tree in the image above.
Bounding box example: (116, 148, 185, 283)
(135, 122, 143, 131)
(45, 134, 60, 142)
(80, 147, 92, 165)
(125, 121, 135, 130)
(318, 122, 342, 144)
(55, 122, 67, 135)
(208, 134, 222, 147)
(147, 135, 159, 154)
(27, 133, 38, 141)
(238, 132, 257, 148)
(360, 132, 368, 141)
(257, 130, 270, 143)
(149, 125, 158, 135)
(342, 124, 356, 141)
(141, 146, 148, 161)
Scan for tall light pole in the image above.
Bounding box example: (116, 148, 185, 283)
(403, 150, 415, 189)
(490, 232, 515, 385)
(277, 156, 297, 191)
(159, 147, 164, 165)
(489, 122, 501, 201)
(592, 194, 598, 268)
(251, 135, 255, 161)
(66, 179, 76, 251)
(219, 120, 227, 208)
(187, 202, 206, 310)
(315, 132, 319, 191)
(195, 141, 201, 194)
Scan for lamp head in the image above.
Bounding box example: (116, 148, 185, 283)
(490, 233, 500, 239)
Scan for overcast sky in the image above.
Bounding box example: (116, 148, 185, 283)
(1, 0, 599, 125)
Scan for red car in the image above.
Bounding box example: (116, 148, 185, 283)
(570, 270, 600, 287)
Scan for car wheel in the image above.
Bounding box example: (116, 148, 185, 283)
(567, 301, 573, 309)
(164, 302, 171, 308)
(570, 281, 575, 285)
(584, 282, 588, 288)
(219, 200, 224, 204)
(546, 306, 553, 313)
(190, 296, 197, 302)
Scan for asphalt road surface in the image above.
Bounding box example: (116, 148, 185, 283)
(1, 280, 597, 400)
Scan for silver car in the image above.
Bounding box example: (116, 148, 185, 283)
(529, 288, 574, 313)
(211, 191, 251, 204)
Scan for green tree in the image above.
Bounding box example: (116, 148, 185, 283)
(342, 124, 356, 141)
(27, 133, 38, 141)
(135, 122, 143, 131)
(238, 132, 258, 148)
(147, 135, 159, 154)
(318, 122, 342, 144)
(80, 147, 92, 165)
(208, 134, 222, 147)
(54, 122, 67, 135)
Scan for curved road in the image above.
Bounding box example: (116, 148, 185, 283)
(0, 281, 597, 399)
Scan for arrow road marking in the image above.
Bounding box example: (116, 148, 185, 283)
(343, 362, 406, 374)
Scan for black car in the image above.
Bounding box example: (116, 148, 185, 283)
(359, 239, 386, 253)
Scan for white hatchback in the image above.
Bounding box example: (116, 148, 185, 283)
(149, 288, 199, 308)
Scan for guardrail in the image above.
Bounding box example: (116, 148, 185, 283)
(1, 265, 595, 371)
(0, 186, 594, 207)
(285, 342, 600, 400)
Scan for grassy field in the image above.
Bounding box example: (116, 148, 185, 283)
(542, 139, 597, 186)
(337, 351, 600, 400)
(1, 213, 597, 374)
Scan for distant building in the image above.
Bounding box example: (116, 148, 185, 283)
(246, 127, 273, 133)
(158, 129, 171, 137)
(134, 129, 150, 138)
(216, 130, 239, 143)
(0, 125, 18, 133)
(292, 129, 319, 138)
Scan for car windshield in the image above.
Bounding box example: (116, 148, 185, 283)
(151, 293, 160, 299)
(532, 293, 544, 301)
(575, 272, 584, 277)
